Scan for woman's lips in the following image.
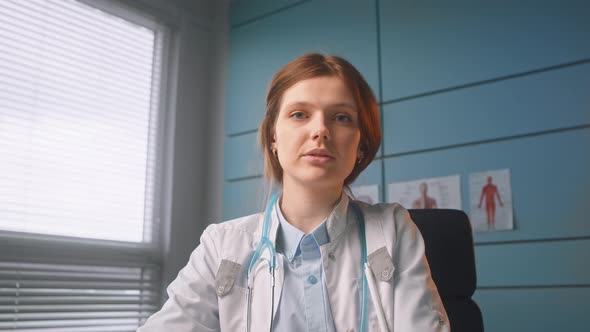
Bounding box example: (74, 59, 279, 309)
(302, 154, 334, 163)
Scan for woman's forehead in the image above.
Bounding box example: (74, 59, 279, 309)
(281, 101, 356, 112)
(279, 76, 356, 110)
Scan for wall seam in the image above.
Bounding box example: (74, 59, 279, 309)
(375, 0, 386, 203)
(225, 124, 590, 182)
(230, 0, 312, 29)
(475, 235, 590, 246)
(226, 175, 263, 182)
(379, 124, 590, 159)
(477, 285, 590, 290)
(227, 56, 590, 137)
(381, 57, 590, 106)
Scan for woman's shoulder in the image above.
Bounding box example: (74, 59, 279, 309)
(352, 200, 417, 242)
(194, 213, 264, 264)
(204, 212, 264, 238)
(352, 200, 412, 224)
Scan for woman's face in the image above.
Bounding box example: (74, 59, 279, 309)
(272, 76, 361, 189)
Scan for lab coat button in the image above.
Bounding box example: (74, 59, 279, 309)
(217, 286, 225, 294)
(307, 275, 318, 284)
(328, 252, 335, 260)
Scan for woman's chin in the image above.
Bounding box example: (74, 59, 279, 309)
(288, 172, 346, 189)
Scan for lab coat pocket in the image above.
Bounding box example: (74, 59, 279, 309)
(218, 284, 248, 331)
(367, 246, 396, 331)
(216, 259, 247, 331)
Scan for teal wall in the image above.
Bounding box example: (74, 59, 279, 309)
(224, 1, 590, 330)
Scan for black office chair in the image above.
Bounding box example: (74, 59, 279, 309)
(409, 209, 484, 332)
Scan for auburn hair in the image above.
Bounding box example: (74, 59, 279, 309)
(259, 53, 381, 187)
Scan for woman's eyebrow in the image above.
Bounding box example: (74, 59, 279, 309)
(327, 102, 357, 111)
(283, 101, 314, 109)
(284, 101, 356, 110)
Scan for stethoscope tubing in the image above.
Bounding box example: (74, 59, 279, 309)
(245, 193, 390, 332)
(246, 193, 279, 332)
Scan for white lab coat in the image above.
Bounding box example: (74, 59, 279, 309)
(138, 196, 450, 332)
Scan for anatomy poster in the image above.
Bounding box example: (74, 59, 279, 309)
(351, 184, 380, 204)
(469, 169, 513, 232)
(387, 175, 461, 210)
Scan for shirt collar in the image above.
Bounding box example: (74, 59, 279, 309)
(325, 192, 351, 241)
(255, 192, 353, 256)
(276, 207, 305, 262)
(275, 192, 351, 262)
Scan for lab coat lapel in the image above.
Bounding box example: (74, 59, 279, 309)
(249, 249, 284, 331)
(250, 205, 284, 331)
(322, 203, 363, 332)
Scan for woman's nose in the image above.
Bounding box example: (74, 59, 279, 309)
(311, 117, 330, 141)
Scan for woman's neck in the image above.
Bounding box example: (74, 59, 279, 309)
(279, 180, 343, 234)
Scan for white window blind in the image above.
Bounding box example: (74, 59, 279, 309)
(0, 260, 160, 332)
(0, 0, 170, 330)
(0, 0, 163, 243)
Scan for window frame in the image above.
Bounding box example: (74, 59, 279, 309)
(0, 0, 180, 325)
(0, 0, 175, 254)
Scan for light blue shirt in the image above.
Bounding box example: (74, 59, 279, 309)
(273, 205, 336, 332)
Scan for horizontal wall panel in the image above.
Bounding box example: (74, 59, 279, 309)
(223, 161, 382, 219)
(475, 239, 590, 287)
(353, 160, 382, 186)
(223, 177, 266, 221)
(223, 134, 381, 181)
(226, 0, 379, 135)
(473, 287, 590, 331)
(230, 0, 306, 27)
(383, 128, 590, 243)
(350, 160, 383, 202)
(379, 0, 590, 101)
(224, 132, 262, 180)
(383, 63, 590, 155)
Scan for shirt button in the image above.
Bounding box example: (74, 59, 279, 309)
(216, 286, 225, 294)
(328, 252, 336, 260)
(307, 275, 318, 285)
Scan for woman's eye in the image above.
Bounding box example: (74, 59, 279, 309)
(290, 112, 306, 120)
(335, 114, 352, 123)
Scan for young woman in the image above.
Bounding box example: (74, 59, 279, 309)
(138, 53, 449, 332)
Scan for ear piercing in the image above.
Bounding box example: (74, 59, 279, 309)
(357, 151, 364, 164)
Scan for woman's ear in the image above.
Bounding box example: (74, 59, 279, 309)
(270, 135, 278, 157)
(357, 143, 364, 156)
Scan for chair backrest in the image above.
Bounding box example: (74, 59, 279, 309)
(409, 209, 484, 332)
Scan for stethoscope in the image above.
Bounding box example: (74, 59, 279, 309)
(245, 192, 390, 332)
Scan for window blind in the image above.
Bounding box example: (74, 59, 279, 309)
(0, 261, 160, 331)
(0, 0, 164, 243)
(0, 0, 170, 330)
